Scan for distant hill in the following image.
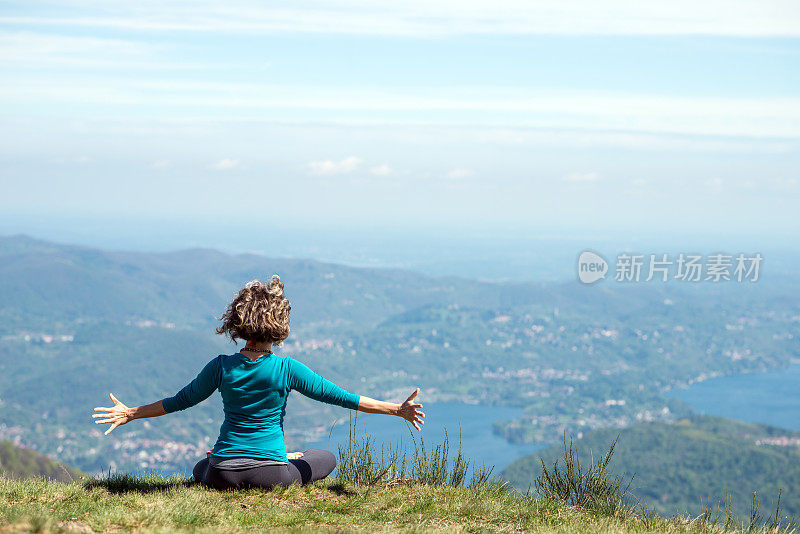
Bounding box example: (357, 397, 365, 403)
(502, 415, 800, 517)
(0, 233, 555, 333)
(0, 441, 84, 482)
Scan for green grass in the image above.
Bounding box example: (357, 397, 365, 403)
(1, 473, 797, 533)
(1, 426, 796, 533)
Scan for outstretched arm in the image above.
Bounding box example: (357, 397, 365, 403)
(357, 388, 426, 430)
(287, 359, 425, 429)
(92, 356, 222, 435)
(92, 394, 167, 435)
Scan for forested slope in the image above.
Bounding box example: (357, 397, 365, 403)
(0, 441, 83, 482)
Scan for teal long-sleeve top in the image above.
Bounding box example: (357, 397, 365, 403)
(161, 352, 360, 462)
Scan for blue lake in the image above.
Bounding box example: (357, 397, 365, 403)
(305, 402, 544, 476)
(665, 364, 800, 430)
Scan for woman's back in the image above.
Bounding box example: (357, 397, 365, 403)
(162, 352, 360, 462)
(93, 275, 423, 490)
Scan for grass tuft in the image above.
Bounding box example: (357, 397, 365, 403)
(335, 414, 500, 489)
(689, 489, 798, 534)
(534, 433, 633, 516)
(335, 413, 408, 486)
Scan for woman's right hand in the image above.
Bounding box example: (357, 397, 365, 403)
(397, 388, 425, 430)
(92, 393, 135, 435)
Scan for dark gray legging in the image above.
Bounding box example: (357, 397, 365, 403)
(192, 449, 336, 490)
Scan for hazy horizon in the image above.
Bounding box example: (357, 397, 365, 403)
(2, 214, 797, 284)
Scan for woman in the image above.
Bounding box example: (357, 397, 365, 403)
(92, 275, 425, 490)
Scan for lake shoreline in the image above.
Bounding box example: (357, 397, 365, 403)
(664, 363, 800, 431)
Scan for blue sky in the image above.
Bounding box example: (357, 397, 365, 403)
(1, 0, 798, 240)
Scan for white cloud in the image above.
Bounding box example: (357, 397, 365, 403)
(563, 172, 599, 182)
(446, 168, 474, 180)
(705, 177, 724, 187)
(0, 30, 190, 71)
(369, 164, 393, 176)
(307, 156, 363, 175)
(2, 1, 799, 37)
(212, 158, 240, 170)
(3, 80, 798, 139)
(0, 30, 150, 62)
(151, 159, 171, 169)
(74, 155, 90, 163)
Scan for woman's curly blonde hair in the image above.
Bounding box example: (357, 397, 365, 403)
(216, 275, 291, 345)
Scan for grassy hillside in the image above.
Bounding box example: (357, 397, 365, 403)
(0, 441, 83, 483)
(0, 474, 794, 534)
(502, 416, 800, 517)
(3, 426, 795, 533)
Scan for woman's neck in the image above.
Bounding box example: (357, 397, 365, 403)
(242, 341, 272, 360)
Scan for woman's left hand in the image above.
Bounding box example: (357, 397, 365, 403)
(92, 393, 134, 435)
(397, 388, 425, 430)
(287, 452, 304, 460)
